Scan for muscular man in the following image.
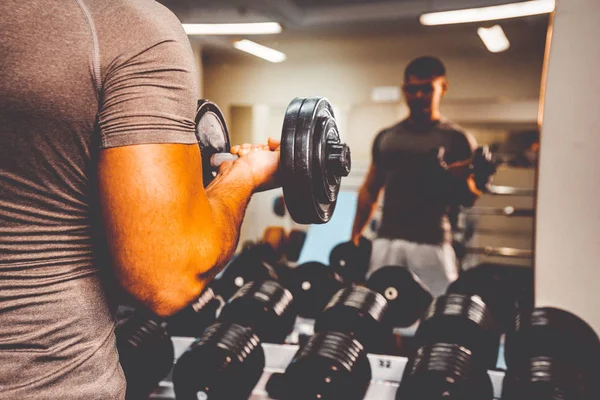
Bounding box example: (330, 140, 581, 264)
(0, 1, 278, 398)
(351, 56, 479, 297)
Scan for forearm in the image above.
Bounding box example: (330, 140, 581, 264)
(202, 162, 255, 272)
(159, 161, 255, 315)
(352, 186, 378, 239)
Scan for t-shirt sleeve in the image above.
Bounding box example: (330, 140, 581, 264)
(97, 4, 197, 149)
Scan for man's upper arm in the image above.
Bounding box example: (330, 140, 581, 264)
(95, 4, 206, 307)
(365, 131, 386, 197)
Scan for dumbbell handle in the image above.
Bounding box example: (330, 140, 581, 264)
(210, 153, 239, 168)
(210, 143, 351, 177)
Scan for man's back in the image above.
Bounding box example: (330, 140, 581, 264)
(373, 120, 473, 244)
(0, 0, 197, 397)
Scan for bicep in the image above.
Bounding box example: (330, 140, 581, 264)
(98, 144, 209, 299)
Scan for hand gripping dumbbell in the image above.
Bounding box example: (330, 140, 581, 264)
(196, 97, 351, 224)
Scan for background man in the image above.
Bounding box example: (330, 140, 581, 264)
(351, 56, 480, 297)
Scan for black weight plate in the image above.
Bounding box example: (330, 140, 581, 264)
(447, 264, 517, 332)
(314, 286, 390, 353)
(505, 307, 600, 373)
(329, 237, 372, 284)
(281, 97, 342, 224)
(166, 287, 219, 337)
(173, 323, 265, 400)
(218, 280, 296, 344)
(284, 331, 372, 400)
(195, 100, 230, 187)
(416, 294, 501, 369)
(213, 245, 280, 301)
(397, 343, 494, 400)
(366, 266, 433, 328)
(280, 97, 306, 221)
(288, 261, 345, 319)
(116, 311, 174, 400)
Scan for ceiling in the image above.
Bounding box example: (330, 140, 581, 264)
(157, 0, 550, 64)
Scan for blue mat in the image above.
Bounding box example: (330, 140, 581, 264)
(297, 191, 358, 265)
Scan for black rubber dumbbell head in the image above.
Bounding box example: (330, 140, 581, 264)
(314, 286, 390, 353)
(218, 280, 296, 344)
(282, 331, 372, 400)
(366, 266, 433, 328)
(173, 322, 265, 400)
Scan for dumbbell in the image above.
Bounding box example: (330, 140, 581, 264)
(329, 237, 372, 284)
(365, 266, 433, 328)
(165, 287, 220, 337)
(173, 323, 265, 400)
(414, 294, 501, 370)
(502, 307, 600, 400)
(396, 342, 494, 400)
(273, 194, 286, 217)
(196, 97, 351, 224)
(314, 285, 390, 353)
(174, 281, 295, 398)
(115, 309, 174, 400)
(211, 243, 282, 301)
(218, 280, 296, 344)
(287, 261, 345, 319)
(447, 264, 519, 332)
(277, 331, 372, 400)
(285, 229, 307, 262)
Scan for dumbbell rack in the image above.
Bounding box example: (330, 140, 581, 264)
(150, 337, 506, 400)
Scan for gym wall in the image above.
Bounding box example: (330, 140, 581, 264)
(536, 0, 600, 334)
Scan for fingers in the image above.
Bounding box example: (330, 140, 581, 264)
(268, 137, 281, 151)
(231, 140, 278, 157)
(231, 143, 269, 157)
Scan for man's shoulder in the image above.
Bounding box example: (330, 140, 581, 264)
(438, 119, 476, 144)
(376, 120, 408, 139)
(437, 119, 467, 135)
(89, 0, 187, 45)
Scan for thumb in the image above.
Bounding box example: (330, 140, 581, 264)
(268, 137, 281, 151)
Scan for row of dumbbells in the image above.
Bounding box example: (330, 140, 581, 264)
(213, 235, 435, 327)
(116, 236, 598, 399)
(118, 267, 600, 400)
(114, 235, 499, 398)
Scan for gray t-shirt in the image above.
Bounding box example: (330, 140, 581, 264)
(373, 119, 475, 244)
(0, 0, 197, 398)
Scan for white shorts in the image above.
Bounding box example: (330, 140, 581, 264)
(366, 238, 459, 298)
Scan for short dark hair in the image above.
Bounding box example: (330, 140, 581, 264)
(404, 56, 446, 81)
